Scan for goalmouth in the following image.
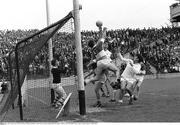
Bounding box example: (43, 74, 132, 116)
(0, 0, 86, 121)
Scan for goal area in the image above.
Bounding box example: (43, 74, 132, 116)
(0, 11, 79, 121)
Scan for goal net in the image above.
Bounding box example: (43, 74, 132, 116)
(0, 12, 78, 121)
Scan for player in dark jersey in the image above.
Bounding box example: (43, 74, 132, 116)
(51, 59, 67, 108)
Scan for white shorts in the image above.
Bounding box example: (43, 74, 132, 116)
(51, 83, 67, 98)
(95, 59, 111, 79)
(97, 59, 111, 69)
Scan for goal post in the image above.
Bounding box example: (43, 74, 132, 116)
(0, 12, 74, 120)
(0, 1, 86, 121)
(45, 0, 55, 105)
(73, 0, 86, 115)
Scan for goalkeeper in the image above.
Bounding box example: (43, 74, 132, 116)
(50, 59, 67, 108)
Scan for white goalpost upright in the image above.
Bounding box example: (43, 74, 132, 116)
(45, 0, 53, 73)
(73, 0, 86, 115)
(45, 0, 86, 115)
(45, 0, 54, 105)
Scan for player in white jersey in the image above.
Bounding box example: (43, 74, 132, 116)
(84, 24, 119, 86)
(104, 42, 112, 60)
(132, 57, 146, 100)
(109, 61, 126, 102)
(102, 41, 114, 97)
(117, 52, 145, 104)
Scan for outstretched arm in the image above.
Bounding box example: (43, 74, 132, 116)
(117, 52, 134, 65)
(98, 25, 103, 38)
(92, 27, 107, 51)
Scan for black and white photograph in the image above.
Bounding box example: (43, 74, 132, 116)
(0, 0, 180, 123)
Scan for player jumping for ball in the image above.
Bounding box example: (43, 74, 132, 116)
(84, 21, 119, 86)
(101, 41, 114, 97)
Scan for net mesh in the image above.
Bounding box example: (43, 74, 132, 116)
(0, 12, 78, 121)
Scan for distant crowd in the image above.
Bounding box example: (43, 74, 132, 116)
(0, 26, 180, 80)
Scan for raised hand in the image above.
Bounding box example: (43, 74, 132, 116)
(101, 27, 107, 39)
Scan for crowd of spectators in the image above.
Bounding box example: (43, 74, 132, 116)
(0, 26, 180, 80)
(82, 27, 180, 74)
